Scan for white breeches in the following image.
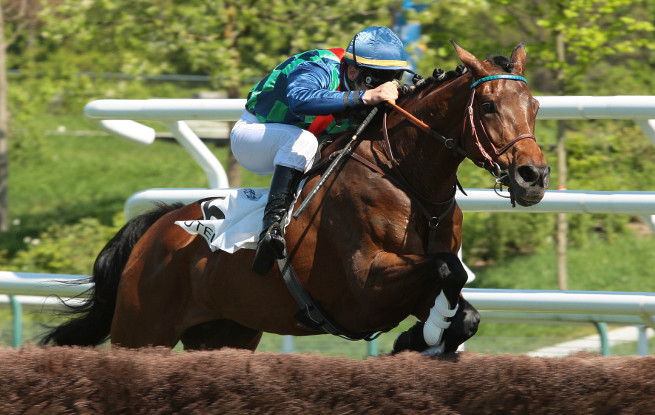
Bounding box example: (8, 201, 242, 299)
(230, 110, 318, 175)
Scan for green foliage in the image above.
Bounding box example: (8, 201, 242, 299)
(463, 212, 555, 261)
(415, 0, 654, 95)
(566, 122, 655, 190)
(38, 0, 401, 95)
(5, 214, 122, 275)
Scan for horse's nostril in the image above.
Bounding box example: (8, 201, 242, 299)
(517, 165, 540, 184)
(515, 165, 550, 187)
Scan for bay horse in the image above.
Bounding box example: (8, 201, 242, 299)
(42, 42, 549, 354)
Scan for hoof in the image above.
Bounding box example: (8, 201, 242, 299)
(421, 343, 446, 356)
(392, 321, 428, 354)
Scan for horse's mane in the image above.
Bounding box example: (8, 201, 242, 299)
(400, 65, 467, 97)
(401, 53, 514, 98)
(488, 54, 514, 73)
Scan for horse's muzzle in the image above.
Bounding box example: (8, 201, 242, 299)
(509, 164, 551, 207)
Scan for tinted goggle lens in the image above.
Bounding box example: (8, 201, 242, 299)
(362, 70, 403, 87)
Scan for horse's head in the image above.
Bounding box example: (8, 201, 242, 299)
(453, 42, 550, 207)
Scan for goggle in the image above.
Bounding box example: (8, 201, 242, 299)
(359, 69, 404, 88)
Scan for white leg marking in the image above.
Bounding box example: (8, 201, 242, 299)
(423, 291, 458, 347)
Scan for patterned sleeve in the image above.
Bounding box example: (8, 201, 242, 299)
(286, 60, 365, 116)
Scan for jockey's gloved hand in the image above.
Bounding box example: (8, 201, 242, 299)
(362, 81, 399, 106)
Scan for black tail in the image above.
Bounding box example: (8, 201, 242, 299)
(40, 203, 182, 347)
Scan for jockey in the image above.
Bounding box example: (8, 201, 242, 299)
(231, 26, 414, 276)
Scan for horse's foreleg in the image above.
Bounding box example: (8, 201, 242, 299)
(422, 252, 469, 352)
(393, 296, 480, 354)
(392, 252, 478, 354)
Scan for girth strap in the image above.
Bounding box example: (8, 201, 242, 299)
(276, 256, 385, 341)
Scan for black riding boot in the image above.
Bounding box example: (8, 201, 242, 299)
(252, 165, 303, 276)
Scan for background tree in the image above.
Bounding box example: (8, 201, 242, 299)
(413, 0, 654, 286)
(0, 0, 42, 232)
(492, 0, 653, 289)
(39, 0, 402, 186)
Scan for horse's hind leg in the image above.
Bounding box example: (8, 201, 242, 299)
(180, 319, 263, 351)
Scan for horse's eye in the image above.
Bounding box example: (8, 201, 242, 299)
(481, 101, 496, 114)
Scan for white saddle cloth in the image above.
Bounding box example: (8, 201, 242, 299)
(175, 188, 288, 254)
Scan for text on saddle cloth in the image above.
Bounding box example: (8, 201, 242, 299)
(175, 186, 300, 254)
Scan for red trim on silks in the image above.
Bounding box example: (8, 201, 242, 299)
(329, 48, 346, 61)
(308, 114, 335, 137)
(328, 48, 346, 64)
(308, 48, 346, 138)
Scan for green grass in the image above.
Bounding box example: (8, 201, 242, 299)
(611, 335, 655, 356)
(463, 232, 655, 355)
(467, 232, 655, 293)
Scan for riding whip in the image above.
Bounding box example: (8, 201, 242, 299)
(293, 105, 380, 220)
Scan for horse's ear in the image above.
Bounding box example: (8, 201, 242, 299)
(451, 40, 486, 78)
(510, 43, 527, 75)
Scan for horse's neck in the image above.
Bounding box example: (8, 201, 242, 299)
(412, 73, 472, 136)
(376, 75, 472, 201)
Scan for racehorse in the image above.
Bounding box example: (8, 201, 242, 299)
(42, 42, 549, 354)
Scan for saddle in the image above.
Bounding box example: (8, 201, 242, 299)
(175, 188, 271, 253)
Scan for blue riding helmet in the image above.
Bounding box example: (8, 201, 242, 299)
(344, 26, 414, 73)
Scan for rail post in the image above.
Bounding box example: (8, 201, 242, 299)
(594, 322, 610, 356)
(9, 295, 22, 348)
(638, 326, 649, 356)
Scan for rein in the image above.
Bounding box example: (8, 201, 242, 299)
(383, 101, 467, 158)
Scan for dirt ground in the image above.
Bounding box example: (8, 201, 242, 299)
(0, 346, 653, 414)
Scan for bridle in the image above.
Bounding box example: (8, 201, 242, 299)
(465, 75, 536, 188)
(385, 74, 536, 198)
